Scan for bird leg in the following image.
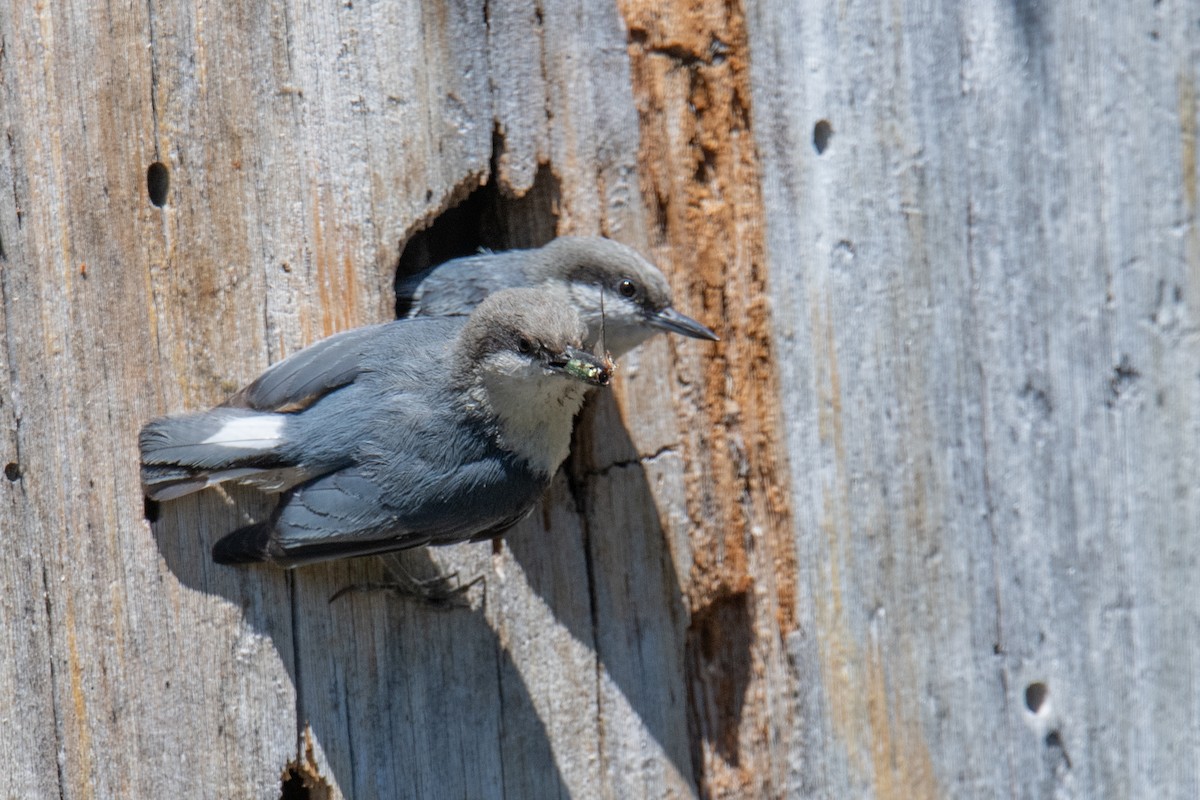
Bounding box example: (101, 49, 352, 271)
(329, 548, 483, 609)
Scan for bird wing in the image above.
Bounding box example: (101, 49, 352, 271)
(396, 251, 525, 318)
(224, 323, 392, 413)
(214, 449, 543, 567)
(227, 317, 465, 412)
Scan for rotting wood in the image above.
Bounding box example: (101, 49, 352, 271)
(616, 0, 799, 796)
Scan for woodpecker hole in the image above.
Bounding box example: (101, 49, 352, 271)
(1025, 681, 1048, 713)
(4, 462, 19, 481)
(396, 128, 562, 318)
(147, 162, 170, 207)
(813, 119, 833, 154)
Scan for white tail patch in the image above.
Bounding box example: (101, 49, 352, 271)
(201, 415, 285, 450)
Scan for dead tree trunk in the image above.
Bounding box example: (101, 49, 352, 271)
(0, 1, 1195, 798)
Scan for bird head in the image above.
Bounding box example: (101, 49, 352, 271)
(458, 288, 613, 390)
(456, 288, 614, 474)
(529, 237, 719, 357)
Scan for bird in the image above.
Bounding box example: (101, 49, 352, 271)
(139, 288, 613, 568)
(396, 236, 719, 358)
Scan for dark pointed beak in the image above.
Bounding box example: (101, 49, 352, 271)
(648, 306, 720, 341)
(546, 346, 613, 387)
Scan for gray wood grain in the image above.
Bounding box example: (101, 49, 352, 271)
(4, 0, 1193, 797)
(748, 0, 1200, 797)
(0, 0, 717, 797)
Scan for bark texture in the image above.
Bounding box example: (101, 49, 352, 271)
(748, 1, 1200, 797)
(0, 0, 1196, 798)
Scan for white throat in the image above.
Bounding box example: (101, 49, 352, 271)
(469, 367, 589, 475)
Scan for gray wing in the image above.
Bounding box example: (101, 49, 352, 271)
(396, 250, 532, 318)
(223, 322, 393, 412)
(214, 454, 541, 567)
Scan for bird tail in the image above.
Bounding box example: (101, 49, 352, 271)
(139, 408, 290, 501)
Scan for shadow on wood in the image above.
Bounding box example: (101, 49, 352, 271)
(149, 490, 570, 798)
(515, 388, 749, 793)
(142, 359, 727, 797)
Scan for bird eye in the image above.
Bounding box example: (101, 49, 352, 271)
(517, 337, 534, 355)
(618, 279, 638, 298)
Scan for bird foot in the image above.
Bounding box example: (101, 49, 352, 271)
(329, 568, 483, 609)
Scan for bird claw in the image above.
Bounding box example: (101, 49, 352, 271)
(329, 566, 484, 609)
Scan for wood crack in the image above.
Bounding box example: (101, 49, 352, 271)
(144, 0, 161, 152)
(41, 564, 68, 800)
(6, 130, 21, 230)
(0, 261, 24, 470)
(583, 443, 679, 480)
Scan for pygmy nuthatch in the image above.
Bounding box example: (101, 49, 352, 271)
(140, 288, 612, 567)
(396, 236, 719, 357)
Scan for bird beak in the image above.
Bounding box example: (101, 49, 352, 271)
(647, 306, 720, 341)
(546, 347, 613, 387)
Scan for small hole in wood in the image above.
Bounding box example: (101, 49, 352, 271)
(1045, 729, 1072, 768)
(1025, 681, 1048, 713)
(832, 239, 856, 263)
(147, 162, 170, 207)
(813, 119, 833, 154)
(4, 462, 19, 481)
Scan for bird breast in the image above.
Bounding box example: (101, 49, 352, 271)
(467, 372, 589, 476)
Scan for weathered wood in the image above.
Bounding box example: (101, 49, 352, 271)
(0, 0, 739, 797)
(747, 1, 1200, 797)
(2, 0, 1196, 797)
(610, 3, 801, 797)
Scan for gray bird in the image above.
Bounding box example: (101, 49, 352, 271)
(396, 236, 719, 357)
(140, 288, 612, 567)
